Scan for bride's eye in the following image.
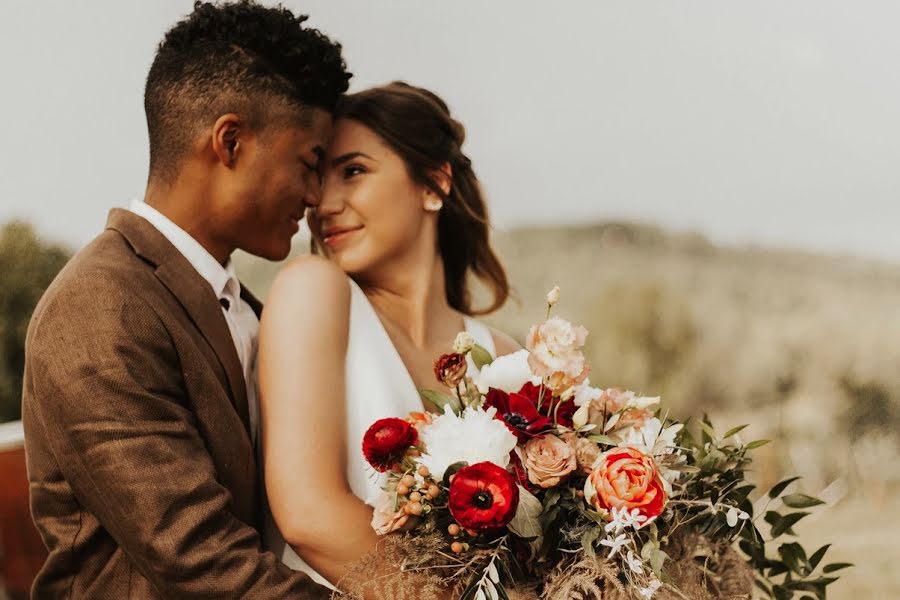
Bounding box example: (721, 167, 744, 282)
(343, 164, 365, 179)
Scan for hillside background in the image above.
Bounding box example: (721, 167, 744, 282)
(236, 221, 900, 599)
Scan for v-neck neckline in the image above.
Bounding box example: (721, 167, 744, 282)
(349, 279, 475, 411)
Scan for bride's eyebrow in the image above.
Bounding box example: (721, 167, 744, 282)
(330, 151, 374, 167)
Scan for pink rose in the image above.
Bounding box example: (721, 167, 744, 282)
(521, 434, 577, 488)
(526, 317, 589, 394)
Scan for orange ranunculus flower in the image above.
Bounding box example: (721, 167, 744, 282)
(585, 446, 667, 520)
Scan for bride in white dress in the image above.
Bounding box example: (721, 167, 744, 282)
(256, 82, 519, 593)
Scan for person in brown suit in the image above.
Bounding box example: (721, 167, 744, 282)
(20, 2, 351, 597)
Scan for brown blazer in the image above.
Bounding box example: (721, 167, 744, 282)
(21, 209, 329, 599)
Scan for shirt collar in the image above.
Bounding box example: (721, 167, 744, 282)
(129, 199, 236, 300)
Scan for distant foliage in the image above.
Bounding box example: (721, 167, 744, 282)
(0, 222, 70, 422)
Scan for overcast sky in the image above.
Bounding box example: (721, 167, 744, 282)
(2, 1, 899, 262)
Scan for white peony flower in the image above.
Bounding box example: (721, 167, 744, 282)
(416, 405, 518, 480)
(474, 349, 540, 394)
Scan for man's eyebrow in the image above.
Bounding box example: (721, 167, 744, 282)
(330, 151, 374, 167)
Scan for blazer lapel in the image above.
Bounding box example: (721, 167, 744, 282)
(106, 209, 252, 435)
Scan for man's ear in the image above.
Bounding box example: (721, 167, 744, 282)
(212, 113, 242, 167)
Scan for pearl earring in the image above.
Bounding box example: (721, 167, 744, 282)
(424, 197, 444, 212)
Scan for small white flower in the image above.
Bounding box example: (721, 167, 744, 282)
(625, 550, 645, 574)
(453, 331, 476, 354)
(546, 285, 561, 306)
(639, 577, 663, 599)
(600, 532, 630, 558)
(726, 506, 750, 527)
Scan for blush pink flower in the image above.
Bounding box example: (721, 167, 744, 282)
(587, 388, 658, 433)
(526, 317, 590, 394)
(370, 489, 417, 535)
(521, 434, 577, 488)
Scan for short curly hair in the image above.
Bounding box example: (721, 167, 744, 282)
(145, 0, 351, 182)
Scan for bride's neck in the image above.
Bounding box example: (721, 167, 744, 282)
(360, 253, 456, 348)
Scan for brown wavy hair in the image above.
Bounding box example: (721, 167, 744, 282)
(334, 82, 509, 316)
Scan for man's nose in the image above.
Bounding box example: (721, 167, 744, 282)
(303, 180, 323, 209)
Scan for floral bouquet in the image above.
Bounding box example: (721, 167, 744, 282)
(357, 288, 849, 600)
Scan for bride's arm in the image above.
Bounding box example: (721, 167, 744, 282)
(258, 255, 379, 585)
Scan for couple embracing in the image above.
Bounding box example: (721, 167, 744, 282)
(22, 2, 518, 598)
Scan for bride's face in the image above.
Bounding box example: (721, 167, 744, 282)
(311, 119, 435, 275)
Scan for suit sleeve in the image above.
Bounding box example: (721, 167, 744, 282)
(24, 278, 329, 599)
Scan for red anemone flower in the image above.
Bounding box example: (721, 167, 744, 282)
(448, 462, 519, 532)
(484, 386, 551, 441)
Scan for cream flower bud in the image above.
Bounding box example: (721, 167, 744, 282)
(546, 285, 561, 306)
(452, 331, 476, 354)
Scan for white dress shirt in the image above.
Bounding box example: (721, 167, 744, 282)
(129, 200, 260, 445)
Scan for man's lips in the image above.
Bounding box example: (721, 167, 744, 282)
(321, 225, 363, 246)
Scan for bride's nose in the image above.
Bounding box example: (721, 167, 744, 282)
(316, 183, 346, 217)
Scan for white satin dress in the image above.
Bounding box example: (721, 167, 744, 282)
(261, 278, 496, 589)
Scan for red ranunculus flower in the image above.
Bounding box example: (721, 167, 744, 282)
(484, 385, 551, 441)
(433, 352, 468, 387)
(362, 418, 418, 472)
(448, 462, 519, 532)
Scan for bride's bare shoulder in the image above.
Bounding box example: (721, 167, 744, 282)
(268, 255, 350, 300)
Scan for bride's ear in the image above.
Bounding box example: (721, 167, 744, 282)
(432, 163, 453, 197)
(423, 163, 453, 212)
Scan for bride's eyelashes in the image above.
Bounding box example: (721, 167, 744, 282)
(342, 164, 366, 180)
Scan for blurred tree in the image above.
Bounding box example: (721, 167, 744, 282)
(0, 222, 70, 423)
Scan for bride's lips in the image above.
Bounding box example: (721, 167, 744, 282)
(321, 225, 363, 248)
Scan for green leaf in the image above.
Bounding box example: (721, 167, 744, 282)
(779, 542, 809, 575)
(470, 344, 494, 370)
(587, 434, 617, 445)
(808, 544, 830, 570)
(769, 476, 802, 499)
(698, 419, 717, 442)
(772, 584, 793, 600)
(771, 512, 811, 537)
(745, 439, 772, 450)
(419, 389, 460, 414)
(581, 527, 600, 559)
(782, 494, 825, 509)
(442, 461, 469, 488)
(507, 486, 543, 540)
(650, 548, 669, 576)
(723, 424, 749, 439)
(823, 562, 854, 573)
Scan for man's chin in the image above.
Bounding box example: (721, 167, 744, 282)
(240, 239, 292, 262)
